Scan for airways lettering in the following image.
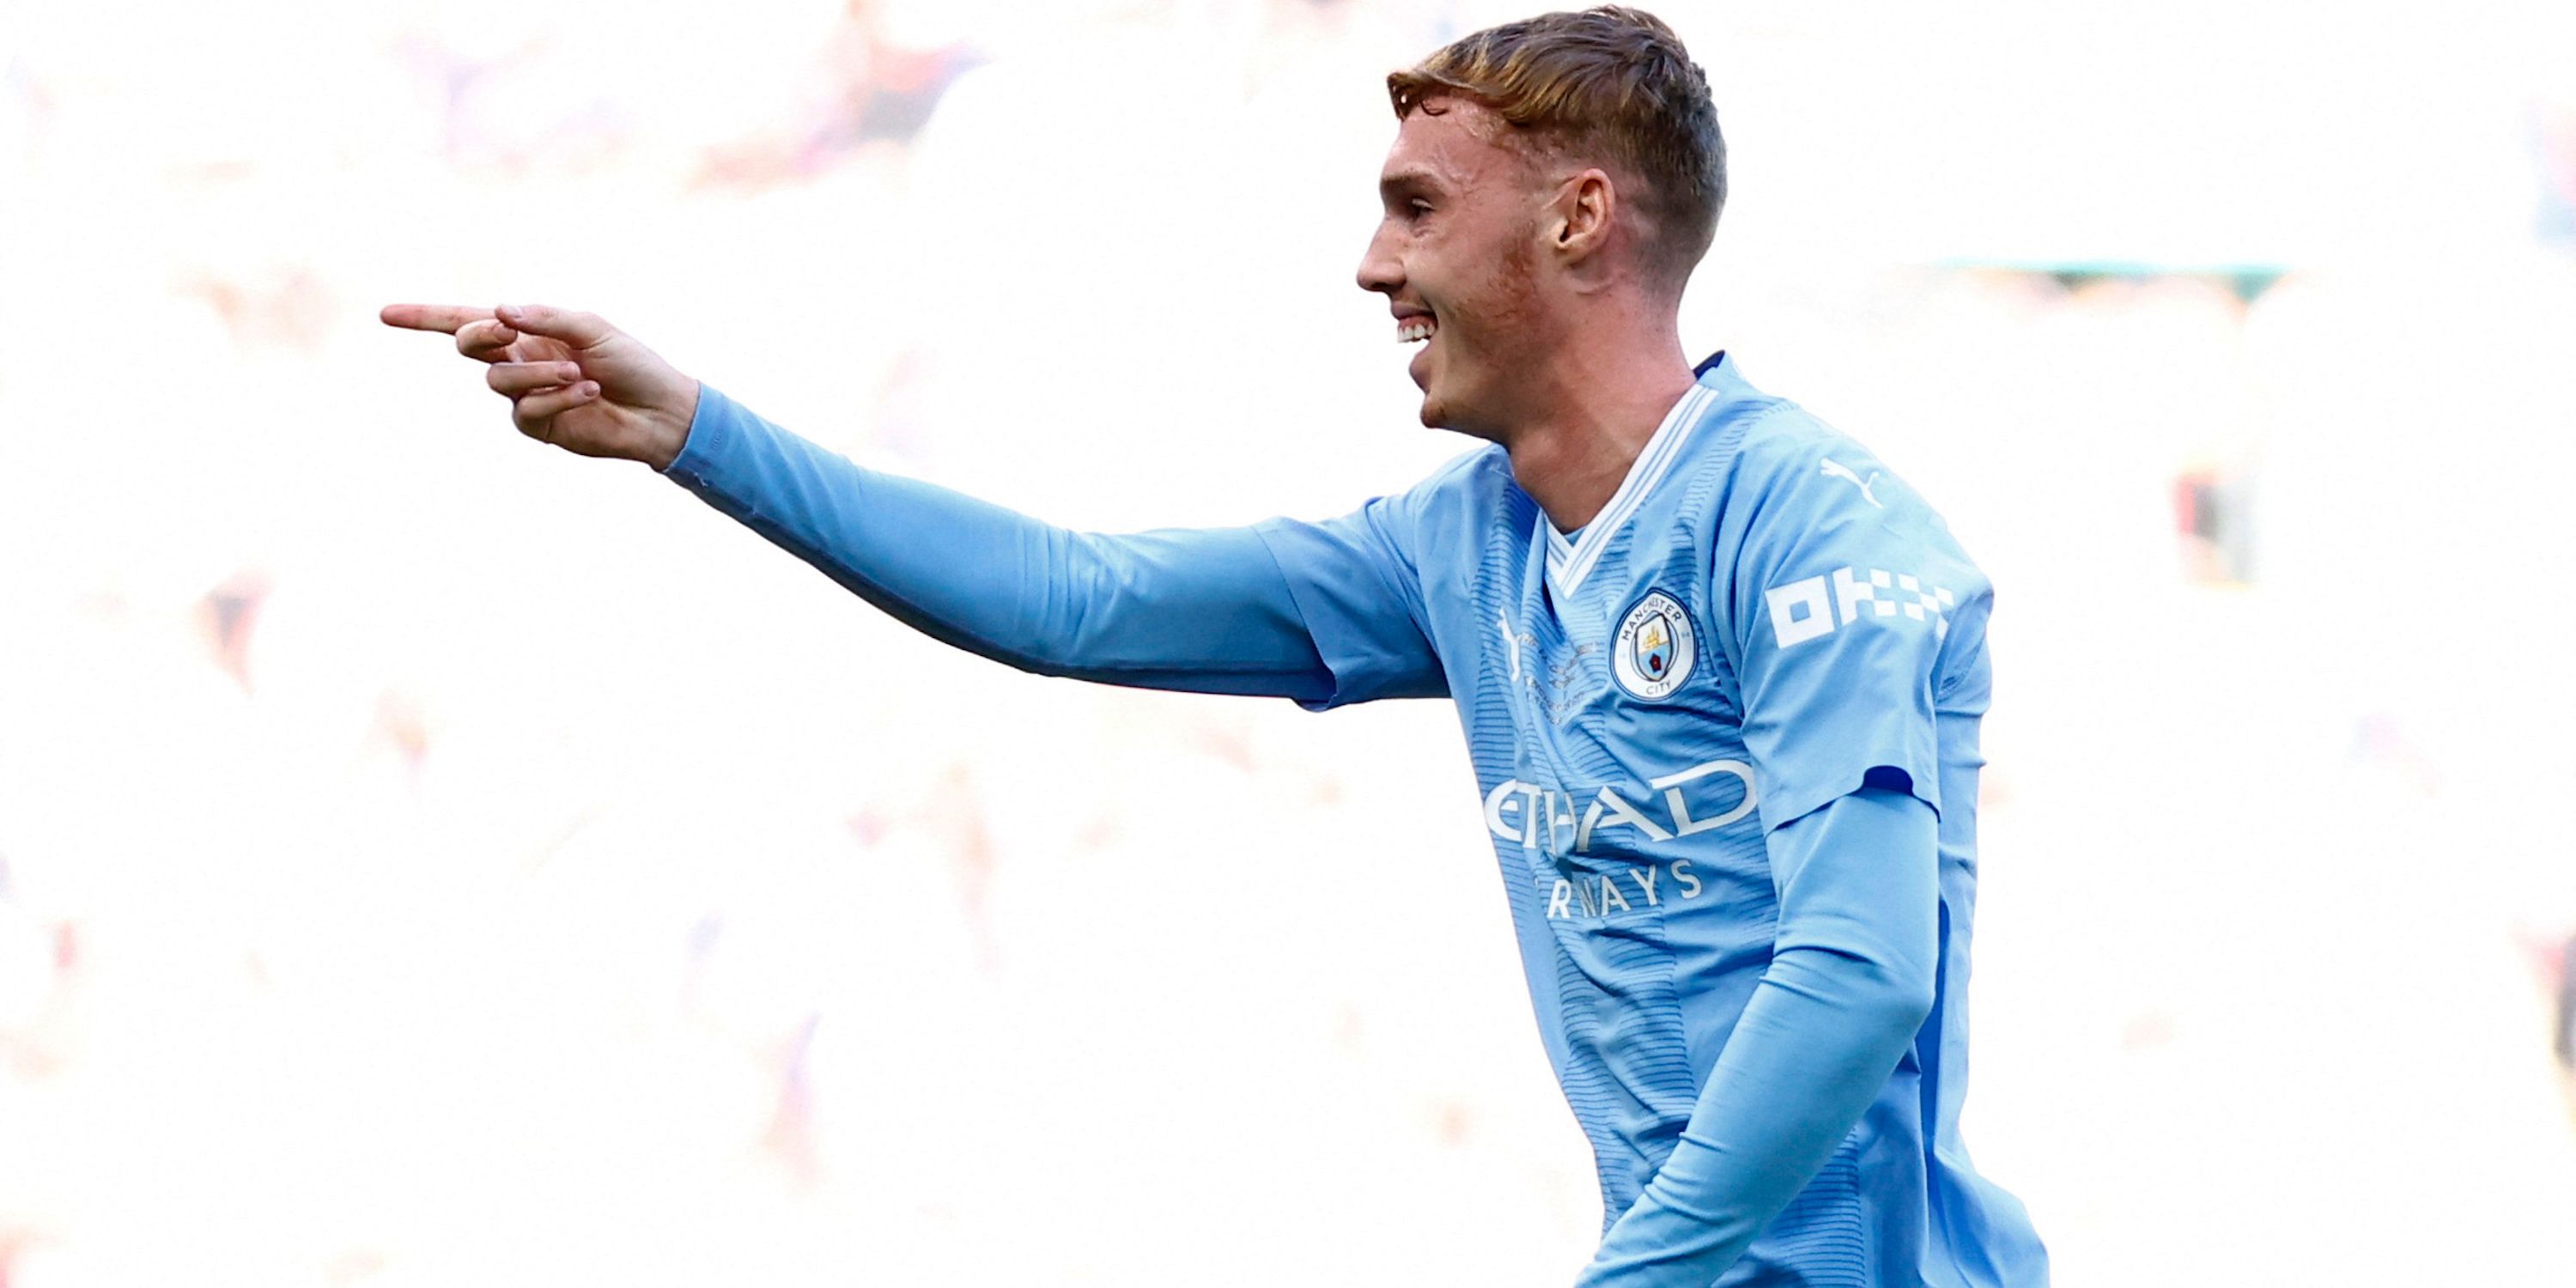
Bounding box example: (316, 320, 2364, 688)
(1540, 862, 1704, 920)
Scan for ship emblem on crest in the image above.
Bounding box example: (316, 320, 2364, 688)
(1612, 590, 1696, 701)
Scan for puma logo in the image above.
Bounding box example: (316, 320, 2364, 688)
(1820, 458, 1883, 507)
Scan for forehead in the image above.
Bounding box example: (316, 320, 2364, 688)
(1379, 96, 1529, 191)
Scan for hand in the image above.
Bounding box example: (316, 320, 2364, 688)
(380, 303, 701, 470)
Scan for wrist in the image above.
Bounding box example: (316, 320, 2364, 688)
(644, 380, 703, 472)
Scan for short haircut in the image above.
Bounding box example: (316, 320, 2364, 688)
(1388, 6, 1726, 287)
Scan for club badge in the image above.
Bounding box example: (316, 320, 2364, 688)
(1612, 590, 1696, 701)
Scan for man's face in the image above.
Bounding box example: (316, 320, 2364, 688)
(1357, 98, 1557, 440)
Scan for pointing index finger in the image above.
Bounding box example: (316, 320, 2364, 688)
(381, 303, 496, 335)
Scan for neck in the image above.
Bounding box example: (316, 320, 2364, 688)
(1498, 324, 1697, 532)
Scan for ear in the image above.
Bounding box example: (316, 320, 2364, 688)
(1546, 168, 1616, 265)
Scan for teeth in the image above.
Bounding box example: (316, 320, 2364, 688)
(1398, 319, 1436, 343)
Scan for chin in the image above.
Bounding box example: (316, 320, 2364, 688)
(1413, 372, 1493, 437)
(1413, 367, 1456, 427)
(1418, 388, 1473, 433)
(1416, 394, 1500, 442)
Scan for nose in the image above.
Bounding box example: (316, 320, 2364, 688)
(1355, 220, 1401, 297)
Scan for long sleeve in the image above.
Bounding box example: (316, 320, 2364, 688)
(658, 383, 1361, 701)
(1574, 784, 1939, 1286)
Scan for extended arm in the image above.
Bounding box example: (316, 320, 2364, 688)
(663, 383, 1337, 699)
(1575, 784, 1937, 1286)
(380, 302, 1440, 705)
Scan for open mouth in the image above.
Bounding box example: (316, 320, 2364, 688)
(1397, 314, 1437, 344)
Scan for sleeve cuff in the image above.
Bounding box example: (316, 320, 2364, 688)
(657, 382, 738, 489)
(1755, 750, 1941, 834)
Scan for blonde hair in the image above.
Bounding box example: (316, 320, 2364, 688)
(1388, 6, 1725, 283)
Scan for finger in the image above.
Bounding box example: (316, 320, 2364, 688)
(512, 380, 603, 438)
(455, 318, 522, 361)
(495, 303, 613, 349)
(487, 361, 586, 397)
(381, 303, 494, 334)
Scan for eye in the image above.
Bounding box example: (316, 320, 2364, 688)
(1407, 198, 1433, 219)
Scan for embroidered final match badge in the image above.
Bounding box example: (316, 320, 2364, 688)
(1612, 590, 1697, 701)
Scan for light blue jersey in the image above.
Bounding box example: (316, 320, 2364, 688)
(660, 353, 2045, 1286)
(1257, 355, 2043, 1285)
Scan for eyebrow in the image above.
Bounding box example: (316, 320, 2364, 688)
(1378, 168, 1441, 203)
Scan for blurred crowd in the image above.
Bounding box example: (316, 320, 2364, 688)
(3, 2, 2574, 1285)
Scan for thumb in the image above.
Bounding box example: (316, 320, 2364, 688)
(495, 303, 615, 349)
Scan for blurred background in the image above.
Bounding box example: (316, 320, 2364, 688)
(3, 0, 2573, 1284)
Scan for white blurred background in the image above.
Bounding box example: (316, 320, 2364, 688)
(2, 1, 2573, 1284)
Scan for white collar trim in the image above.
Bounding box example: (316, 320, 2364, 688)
(1540, 381, 1716, 598)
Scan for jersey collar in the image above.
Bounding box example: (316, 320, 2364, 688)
(1540, 352, 1733, 598)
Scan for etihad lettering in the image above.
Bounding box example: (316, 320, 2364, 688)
(1485, 759, 1756, 854)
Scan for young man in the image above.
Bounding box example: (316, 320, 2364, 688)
(386, 8, 2048, 1285)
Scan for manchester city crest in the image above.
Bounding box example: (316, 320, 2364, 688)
(1612, 590, 1696, 701)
